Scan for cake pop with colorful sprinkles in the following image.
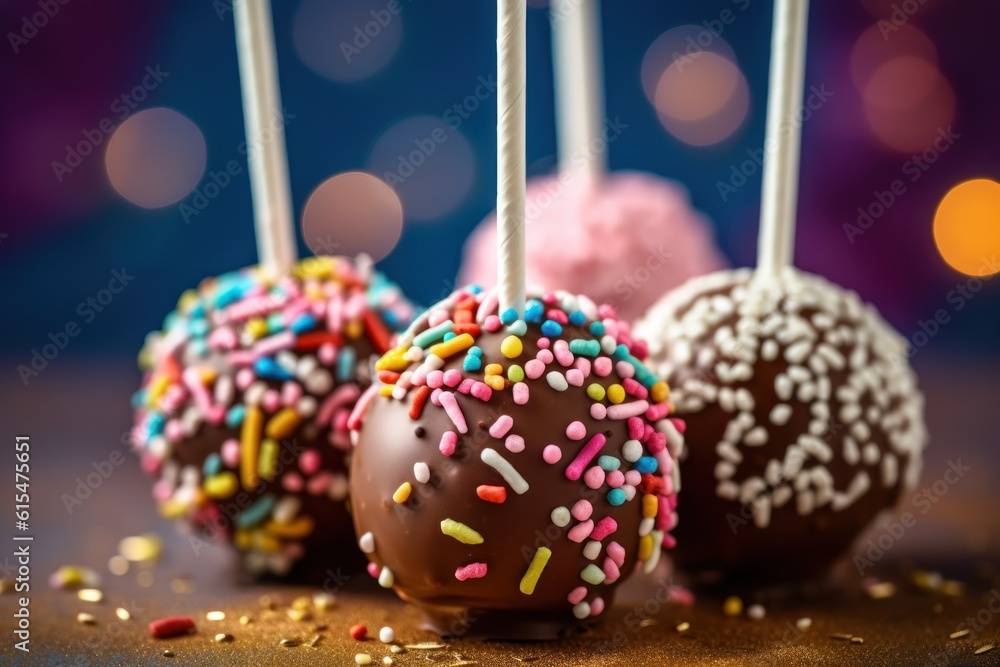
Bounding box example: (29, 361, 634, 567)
(347, 286, 682, 638)
(132, 256, 415, 577)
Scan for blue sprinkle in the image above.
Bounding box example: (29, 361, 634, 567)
(524, 300, 544, 323)
(236, 494, 276, 528)
(569, 339, 601, 357)
(190, 339, 208, 358)
(189, 303, 205, 319)
(613, 344, 657, 388)
(146, 413, 165, 437)
(500, 308, 519, 325)
(336, 347, 356, 382)
(225, 405, 246, 428)
(413, 320, 453, 348)
(589, 321, 605, 336)
(540, 320, 563, 337)
(469, 346, 483, 357)
(443, 331, 457, 342)
(463, 355, 482, 372)
(598, 455, 622, 471)
(203, 453, 222, 477)
(569, 311, 586, 326)
(607, 488, 627, 506)
(214, 285, 245, 308)
(468, 284, 484, 294)
(266, 313, 283, 333)
(255, 357, 294, 381)
(188, 318, 209, 337)
(290, 314, 317, 334)
(507, 320, 528, 336)
(635, 456, 658, 474)
(130, 390, 146, 410)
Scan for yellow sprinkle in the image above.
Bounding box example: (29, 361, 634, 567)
(77, 612, 97, 625)
(234, 530, 252, 549)
(265, 408, 301, 440)
(115, 607, 131, 621)
(258, 438, 279, 481)
(78, 588, 103, 603)
(119, 533, 162, 562)
(607, 384, 625, 404)
(485, 375, 506, 391)
(203, 472, 238, 499)
(393, 482, 412, 504)
(199, 367, 218, 385)
(147, 375, 171, 404)
(723, 595, 743, 617)
(158, 499, 188, 519)
(241, 406, 263, 489)
(484, 363, 503, 376)
(375, 347, 409, 372)
(642, 494, 658, 518)
(428, 333, 475, 360)
(638, 534, 653, 561)
(265, 516, 315, 539)
(586, 383, 606, 401)
(440, 518, 484, 545)
(379, 384, 395, 397)
(206, 611, 226, 621)
(500, 335, 523, 359)
(252, 532, 282, 553)
(519, 547, 552, 595)
(245, 317, 268, 340)
(650, 381, 669, 403)
(345, 319, 364, 340)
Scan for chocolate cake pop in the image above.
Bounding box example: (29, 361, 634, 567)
(132, 256, 415, 576)
(347, 287, 682, 638)
(636, 268, 926, 581)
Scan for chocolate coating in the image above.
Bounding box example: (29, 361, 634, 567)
(637, 269, 927, 583)
(349, 288, 681, 639)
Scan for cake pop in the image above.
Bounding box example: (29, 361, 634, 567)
(132, 256, 415, 576)
(635, 0, 927, 582)
(458, 0, 724, 320)
(348, 286, 681, 638)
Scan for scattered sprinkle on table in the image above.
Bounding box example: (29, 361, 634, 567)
(350, 624, 368, 640)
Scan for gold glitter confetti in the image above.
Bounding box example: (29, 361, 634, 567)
(77, 588, 103, 603)
(239, 615, 252, 625)
(867, 582, 896, 599)
(162, 649, 174, 658)
(206, 611, 225, 621)
(723, 596, 743, 617)
(76, 612, 97, 625)
(278, 638, 300, 648)
(830, 633, 853, 641)
(287, 608, 311, 622)
(214, 633, 233, 643)
(115, 607, 131, 621)
(851, 637, 864, 644)
(640, 618, 659, 628)
(975, 644, 996, 655)
(405, 643, 446, 650)
(676, 622, 691, 633)
(950, 629, 971, 639)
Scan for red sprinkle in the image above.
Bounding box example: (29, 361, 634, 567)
(452, 323, 482, 337)
(408, 385, 432, 420)
(350, 624, 368, 640)
(454, 562, 488, 581)
(378, 370, 401, 385)
(476, 485, 507, 504)
(295, 331, 345, 351)
(363, 310, 392, 353)
(149, 616, 195, 639)
(639, 474, 664, 495)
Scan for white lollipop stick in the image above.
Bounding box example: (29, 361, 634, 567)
(234, 0, 297, 278)
(497, 0, 527, 316)
(756, 0, 810, 276)
(551, 0, 606, 181)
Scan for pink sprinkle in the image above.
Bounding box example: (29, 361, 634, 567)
(536, 337, 550, 349)
(207, 404, 227, 426)
(226, 351, 256, 366)
(182, 367, 213, 413)
(430, 388, 443, 406)
(624, 470, 642, 486)
(615, 360, 635, 379)
(656, 495, 673, 530)
(553, 340, 574, 367)
(593, 357, 613, 377)
(489, 415, 514, 438)
(536, 348, 554, 364)
(622, 378, 648, 399)
(567, 520, 594, 543)
(505, 435, 525, 453)
(254, 331, 296, 357)
(627, 417, 645, 440)
(524, 359, 546, 380)
(208, 326, 238, 350)
(299, 449, 321, 476)
(165, 420, 184, 443)
(439, 431, 458, 456)
(367, 562, 380, 578)
(454, 562, 488, 581)
(542, 445, 562, 464)
(546, 309, 568, 324)
(318, 343, 337, 365)
(438, 392, 467, 433)
(607, 400, 650, 420)
(282, 381, 303, 406)
(565, 421, 587, 441)
(591, 517, 618, 541)
(607, 541, 626, 567)
(443, 369, 462, 388)
(346, 385, 375, 431)
(282, 472, 304, 492)
(571, 499, 593, 521)
(427, 308, 449, 327)
(590, 403, 607, 420)
(623, 485, 637, 502)
(602, 558, 621, 584)
(220, 439, 240, 467)
(152, 480, 173, 502)
(424, 370, 443, 389)
(457, 378, 474, 395)
(512, 382, 529, 405)
(647, 432, 667, 453)
(607, 470, 625, 488)
(669, 417, 686, 433)
(584, 466, 605, 489)
(565, 434, 606, 481)
(566, 369, 584, 387)
(573, 358, 592, 377)
(668, 586, 695, 607)
(319, 384, 362, 426)
(483, 315, 502, 333)
(590, 597, 605, 616)
(645, 403, 670, 421)
(262, 390, 281, 413)
(663, 532, 677, 549)
(567, 586, 587, 605)
(307, 471, 331, 495)
(471, 382, 493, 402)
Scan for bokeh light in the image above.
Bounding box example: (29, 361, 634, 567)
(858, 0, 942, 18)
(366, 115, 475, 222)
(653, 51, 749, 147)
(293, 0, 403, 83)
(105, 107, 206, 208)
(933, 179, 1000, 277)
(849, 23, 938, 92)
(641, 25, 737, 104)
(862, 56, 955, 153)
(301, 171, 403, 262)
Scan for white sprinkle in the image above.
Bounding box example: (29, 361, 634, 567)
(379, 626, 395, 644)
(414, 462, 430, 484)
(770, 404, 793, 426)
(843, 436, 860, 465)
(881, 452, 898, 487)
(358, 532, 375, 554)
(748, 604, 766, 620)
(744, 427, 768, 446)
(784, 341, 812, 364)
(761, 339, 779, 361)
(862, 443, 881, 465)
(378, 567, 394, 588)
(622, 440, 643, 462)
(715, 461, 736, 481)
(796, 617, 812, 631)
(775, 374, 793, 401)
(716, 442, 743, 464)
(583, 541, 602, 560)
(716, 481, 739, 500)
(572, 602, 591, 619)
(272, 496, 301, 525)
(546, 371, 568, 392)
(551, 506, 571, 527)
